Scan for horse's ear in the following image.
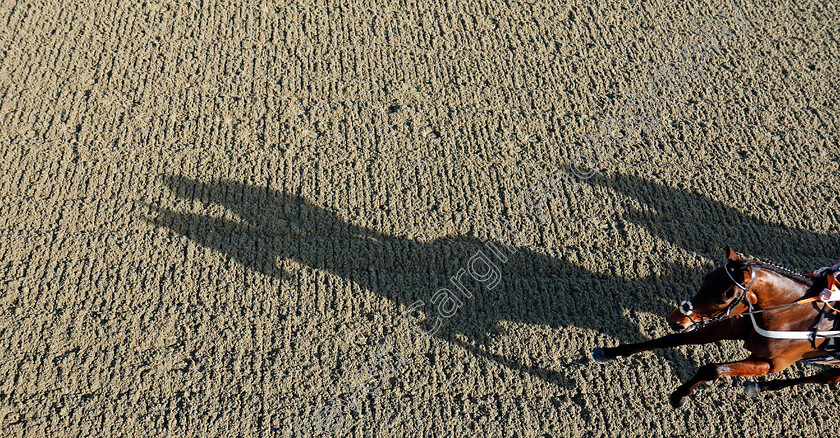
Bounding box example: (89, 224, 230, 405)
(725, 245, 742, 262)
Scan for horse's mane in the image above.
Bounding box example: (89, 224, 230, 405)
(746, 259, 814, 286)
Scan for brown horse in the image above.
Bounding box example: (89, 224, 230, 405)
(591, 246, 840, 407)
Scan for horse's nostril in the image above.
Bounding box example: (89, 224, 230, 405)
(668, 322, 683, 332)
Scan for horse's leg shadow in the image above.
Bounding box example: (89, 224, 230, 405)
(447, 336, 574, 388)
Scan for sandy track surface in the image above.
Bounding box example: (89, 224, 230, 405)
(1, 0, 839, 436)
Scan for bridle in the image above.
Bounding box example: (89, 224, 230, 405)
(678, 262, 756, 330)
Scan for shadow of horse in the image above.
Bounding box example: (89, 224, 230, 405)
(141, 172, 839, 386)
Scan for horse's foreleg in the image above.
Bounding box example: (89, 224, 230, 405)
(592, 322, 736, 363)
(669, 357, 771, 408)
(743, 368, 840, 396)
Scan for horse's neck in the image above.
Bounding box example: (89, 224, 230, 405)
(753, 271, 809, 307)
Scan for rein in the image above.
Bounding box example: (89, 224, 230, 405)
(680, 262, 840, 340)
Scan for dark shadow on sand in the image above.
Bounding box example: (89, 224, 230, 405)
(141, 172, 840, 386)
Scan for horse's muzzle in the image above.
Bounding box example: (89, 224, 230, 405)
(666, 309, 693, 332)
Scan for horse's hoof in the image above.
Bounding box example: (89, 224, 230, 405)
(591, 348, 609, 363)
(669, 393, 688, 408)
(742, 382, 761, 397)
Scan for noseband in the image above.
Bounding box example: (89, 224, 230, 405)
(679, 263, 755, 328)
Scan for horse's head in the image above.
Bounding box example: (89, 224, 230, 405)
(666, 246, 753, 332)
